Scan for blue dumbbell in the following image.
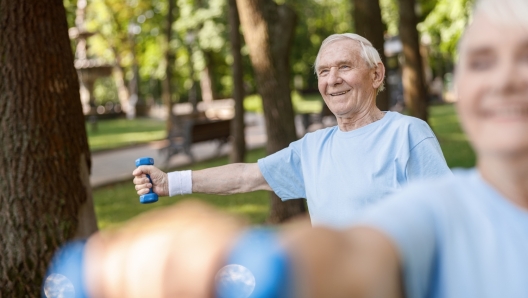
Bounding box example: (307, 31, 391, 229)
(135, 157, 159, 204)
(43, 240, 88, 298)
(216, 228, 293, 298)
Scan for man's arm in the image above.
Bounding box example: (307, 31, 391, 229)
(192, 163, 272, 194)
(133, 163, 272, 197)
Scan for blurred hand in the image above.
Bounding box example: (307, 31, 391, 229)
(132, 165, 169, 197)
(79, 202, 401, 298)
(84, 200, 247, 298)
(280, 221, 402, 298)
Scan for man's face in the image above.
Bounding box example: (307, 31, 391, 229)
(316, 40, 381, 118)
(455, 14, 528, 158)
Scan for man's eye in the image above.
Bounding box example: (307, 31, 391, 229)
(339, 65, 350, 70)
(319, 70, 329, 76)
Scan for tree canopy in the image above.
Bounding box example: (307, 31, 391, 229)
(64, 0, 474, 110)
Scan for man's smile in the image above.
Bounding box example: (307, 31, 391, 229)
(329, 90, 350, 96)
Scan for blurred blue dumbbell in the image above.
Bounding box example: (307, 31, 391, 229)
(216, 228, 293, 298)
(135, 157, 159, 204)
(43, 240, 88, 298)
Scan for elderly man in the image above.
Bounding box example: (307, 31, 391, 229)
(133, 33, 450, 228)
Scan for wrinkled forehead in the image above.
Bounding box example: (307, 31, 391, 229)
(317, 40, 364, 66)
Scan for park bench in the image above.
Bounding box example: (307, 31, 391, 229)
(160, 114, 232, 163)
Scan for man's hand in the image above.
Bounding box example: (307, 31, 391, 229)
(133, 165, 169, 197)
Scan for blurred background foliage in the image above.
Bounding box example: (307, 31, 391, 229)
(63, 0, 474, 109)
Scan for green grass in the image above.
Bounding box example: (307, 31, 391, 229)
(429, 104, 476, 168)
(93, 103, 476, 229)
(87, 118, 166, 152)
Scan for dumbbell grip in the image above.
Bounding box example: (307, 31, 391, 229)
(135, 157, 158, 204)
(146, 174, 154, 194)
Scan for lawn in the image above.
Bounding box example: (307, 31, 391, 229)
(92, 103, 475, 230)
(429, 104, 476, 168)
(87, 118, 166, 152)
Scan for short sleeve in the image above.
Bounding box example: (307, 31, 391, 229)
(355, 188, 438, 298)
(257, 143, 306, 200)
(406, 137, 452, 182)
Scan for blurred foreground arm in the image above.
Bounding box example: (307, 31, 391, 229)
(133, 163, 272, 197)
(84, 201, 247, 298)
(282, 224, 403, 298)
(47, 201, 402, 297)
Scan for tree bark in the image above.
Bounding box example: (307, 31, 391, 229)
(398, 0, 429, 121)
(228, 0, 247, 163)
(353, 0, 390, 111)
(236, 0, 306, 223)
(200, 51, 217, 103)
(163, 0, 177, 132)
(0, 0, 98, 295)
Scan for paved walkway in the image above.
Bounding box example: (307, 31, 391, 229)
(89, 104, 335, 188)
(90, 113, 268, 188)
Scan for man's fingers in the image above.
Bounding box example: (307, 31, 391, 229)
(132, 165, 151, 176)
(138, 188, 151, 196)
(135, 183, 152, 194)
(133, 176, 149, 185)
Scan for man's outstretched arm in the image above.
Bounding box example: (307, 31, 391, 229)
(133, 163, 272, 197)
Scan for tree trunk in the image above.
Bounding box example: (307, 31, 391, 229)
(228, 0, 247, 163)
(113, 63, 131, 115)
(0, 0, 98, 295)
(163, 0, 177, 132)
(200, 51, 217, 103)
(236, 0, 306, 223)
(398, 0, 429, 121)
(353, 0, 390, 111)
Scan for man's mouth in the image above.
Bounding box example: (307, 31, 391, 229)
(329, 90, 349, 96)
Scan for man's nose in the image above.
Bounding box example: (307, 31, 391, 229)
(327, 68, 342, 85)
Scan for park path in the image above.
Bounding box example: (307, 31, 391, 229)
(90, 113, 268, 188)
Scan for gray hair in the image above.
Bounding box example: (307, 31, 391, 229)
(314, 33, 385, 92)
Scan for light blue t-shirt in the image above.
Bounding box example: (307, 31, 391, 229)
(357, 169, 528, 298)
(258, 111, 451, 227)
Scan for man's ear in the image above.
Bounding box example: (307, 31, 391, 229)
(371, 62, 386, 89)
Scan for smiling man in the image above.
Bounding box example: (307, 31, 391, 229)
(133, 33, 451, 228)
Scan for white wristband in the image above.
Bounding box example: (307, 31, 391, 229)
(168, 170, 193, 196)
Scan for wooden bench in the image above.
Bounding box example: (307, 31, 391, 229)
(160, 115, 232, 163)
